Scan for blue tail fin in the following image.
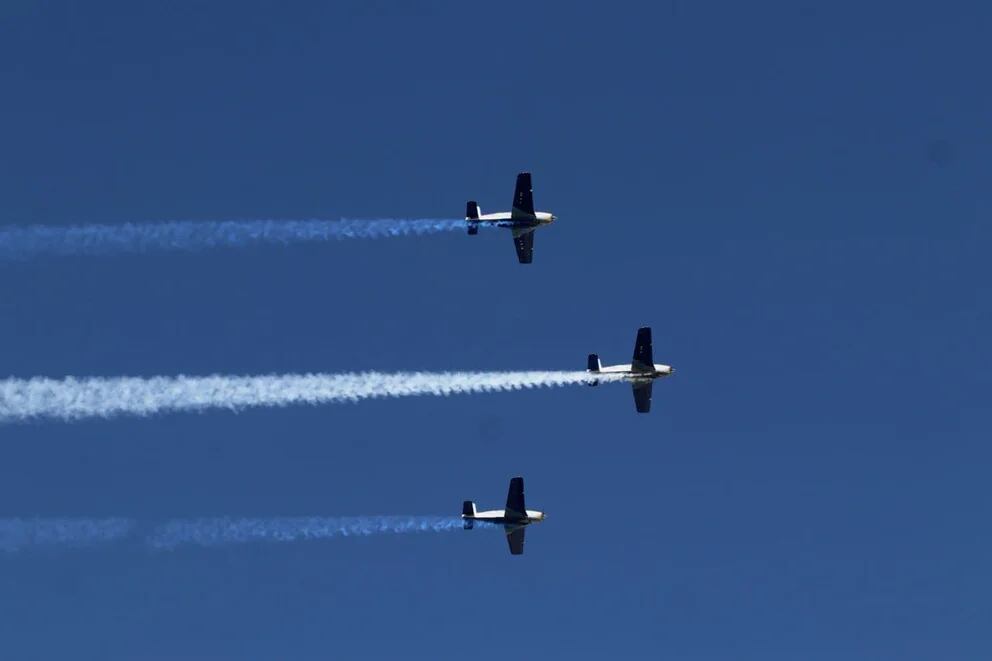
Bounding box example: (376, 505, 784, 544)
(466, 201, 481, 235)
(462, 500, 476, 529)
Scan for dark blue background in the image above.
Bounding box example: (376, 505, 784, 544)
(1, 2, 989, 659)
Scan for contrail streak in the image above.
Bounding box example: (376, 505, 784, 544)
(147, 516, 470, 550)
(0, 516, 483, 552)
(0, 218, 470, 259)
(0, 518, 133, 552)
(0, 371, 621, 423)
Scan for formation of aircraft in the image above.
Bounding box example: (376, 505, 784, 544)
(465, 172, 556, 264)
(460, 178, 675, 555)
(587, 326, 675, 413)
(462, 476, 545, 555)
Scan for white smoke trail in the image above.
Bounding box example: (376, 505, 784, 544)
(0, 518, 134, 552)
(147, 516, 472, 550)
(0, 516, 485, 552)
(0, 218, 470, 260)
(0, 371, 622, 423)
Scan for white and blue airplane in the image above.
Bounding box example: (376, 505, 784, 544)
(587, 327, 675, 413)
(465, 172, 556, 264)
(462, 477, 545, 555)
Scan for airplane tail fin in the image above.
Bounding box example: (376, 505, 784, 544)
(631, 327, 655, 373)
(587, 354, 601, 386)
(466, 201, 480, 235)
(462, 500, 476, 529)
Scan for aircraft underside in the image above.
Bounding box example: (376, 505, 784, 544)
(465, 516, 536, 525)
(479, 220, 537, 230)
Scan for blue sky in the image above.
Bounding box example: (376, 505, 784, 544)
(1, 1, 990, 659)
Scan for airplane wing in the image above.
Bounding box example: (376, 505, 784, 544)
(511, 228, 534, 264)
(505, 476, 526, 517)
(505, 525, 526, 555)
(632, 382, 653, 413)
(511, 172, 536, 220)
(632, 327, 654, 372)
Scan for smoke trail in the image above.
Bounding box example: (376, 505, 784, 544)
(0, 371, 622, 423)
(0, 218, 471, 260)
(147, 516, 472, 550)
(0, 518, 134, 552)
(0, 516, 484, 552)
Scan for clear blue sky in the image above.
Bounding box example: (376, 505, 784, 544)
(1, 1, 989, 659)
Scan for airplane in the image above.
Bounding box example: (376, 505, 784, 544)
(587, 326, 675, 413)
(465, 172, 556, 264)
(462, 476, 545, 555)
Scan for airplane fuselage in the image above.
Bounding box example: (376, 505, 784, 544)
(462, 509, 546, 526)
(595, 363, 675, 382)
(474, 211, 555, 229)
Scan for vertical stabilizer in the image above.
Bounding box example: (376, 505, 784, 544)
(587, 353, 602, 385)
(466, 201, 481, 235)
(462, 500, 476, 529)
